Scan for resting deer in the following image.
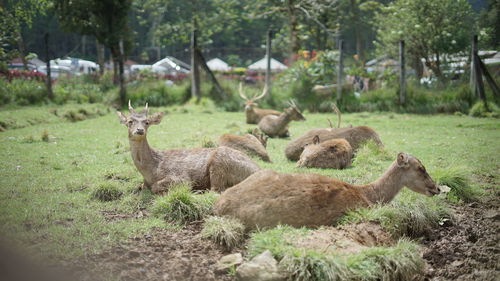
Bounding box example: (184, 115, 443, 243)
(258, 100, 306, 138)
(117, 101, 260, 194)
(297, 135, 352, 169)
(214, 153, 440, 229)
(285, 105, 381, 161)
(239, 83, 281, 124)
(218, 129, 271, 162)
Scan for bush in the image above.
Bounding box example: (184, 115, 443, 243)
(469, 101, 500, 118)
(201, 216, 246, 250)
(0, 79, 48, 105)
(127, 81, 189, 107)
(91, 183, 123, 202)
(151, 184, 219, 224)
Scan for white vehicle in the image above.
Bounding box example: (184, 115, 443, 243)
(38, 65, 72, 79)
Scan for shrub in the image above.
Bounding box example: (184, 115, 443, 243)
(151, 184, 218, 224)
(127, 81, 189, 107)
(201, 216, 246, 250)
(0, 79, 48, 106)
(91, 183, 123, 202)
(469, 101, 500, 118)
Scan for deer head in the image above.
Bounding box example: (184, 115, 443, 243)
(396, 152, 440, 197)
(117, 101, 164, 141)
(285, 100, 306, 121)
(251, 128, 268, 148)
(239, 82, 268, 111)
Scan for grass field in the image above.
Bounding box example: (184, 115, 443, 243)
(0, 103, 499, 274)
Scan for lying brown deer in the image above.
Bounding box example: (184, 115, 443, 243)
(218, 129, 271, 162)
(239, 83, 281, 124)
(117, 101, 260, 194)
(258, 101, 306, 138)
(214, 153, 440, 229)
(296, 135, 353, 169)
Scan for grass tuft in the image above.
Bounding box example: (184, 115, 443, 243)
(41, 130, 49, 142)
(248, 226, 424, 281)
(200, 216, 246, 250)
(151, 184, 218, 224)
(433, 167, 482, 203)
(352, 140, 392, 168)
(340, 194, 450, 238)
(469, 101, 500, 118)
(91, 183, 123, 202)
(201, 138, 217, 148)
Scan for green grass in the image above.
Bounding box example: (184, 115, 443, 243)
(247, 226, 423, 281)
(0, 104, 498, 265)
(151, 183, 219, 224)
(201, 216, 246, 250)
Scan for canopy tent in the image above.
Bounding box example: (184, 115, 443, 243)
(153, 56, 190, 74)
(247, 56, 287, 72)
(207, 58, 230, 71)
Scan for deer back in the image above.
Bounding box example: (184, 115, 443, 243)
(297, 137, 353, 169)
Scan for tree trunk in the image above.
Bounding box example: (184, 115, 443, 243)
(96, 39, 105, 76)
(287, 0, 299, 63)
(351, 0, 364, 64)
(17, 29, 28, 70)
(190, 25, 201, 103)
(412, 54, 423, 80)
(118, 40, 126, 108)
(44, 33, 53, 100)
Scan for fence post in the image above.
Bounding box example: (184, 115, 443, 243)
(265, 29, 272, 99)
(44, 33, 53, 100)
(336, 39, 344, 102)
(470, 35, 477, 95)
(191, 26, 201, 103)
(399, 40, 406, 105)
(472, 35, 488, 111)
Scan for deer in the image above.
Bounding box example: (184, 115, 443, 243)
(117, 101, 260, 194)
(239, 82, 281, 124)
(296, 135, 353, 169)
(214, 153, 440, 230)
(284, 105, 382, 161)
(218, 129, 271, 162)
(258, 100, 306, 138)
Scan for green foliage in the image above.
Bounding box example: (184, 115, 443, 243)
(127, 81, 189, 107)
(91, 183, 123, 202)
(469, 101, 500, 118)
(201, 216, 246, 250)
(151, 184, 218, 224)
(375, 0, 475, 81)
(0, 79, 48, 105)
(352, 140, 392, 168)
(434, 167, 482, 203)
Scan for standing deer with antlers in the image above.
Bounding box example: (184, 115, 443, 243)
(117, 101, 260, 194)
(239, 83, 281, 124)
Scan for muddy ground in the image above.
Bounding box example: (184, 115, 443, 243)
(422, 191, 500, 281)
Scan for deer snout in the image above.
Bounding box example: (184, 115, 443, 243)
(427, 183, 440, 196)
(135, 128, 145, 135)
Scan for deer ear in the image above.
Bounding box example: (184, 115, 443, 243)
(397, 152, 409, 167)
(252, 128, 259, 136)
(117, 112, 127, 125)
(149, 112, 164, 125)
(312, 135, 320, 145)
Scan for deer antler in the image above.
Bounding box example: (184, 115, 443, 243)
(251, 83, 268, 102)
(128, 100, 136, 114)
(239, 82, 249, 101)
(332, 103, 341, 128)
(142, 103, 149, 115)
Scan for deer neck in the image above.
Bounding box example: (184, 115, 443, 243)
(129, 137, 158, 184)
(359, 161, 404, 204)
(276, 112, 292, 129)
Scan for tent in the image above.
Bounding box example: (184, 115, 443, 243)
(207, 58, 230, 71)
(247, 56, 287, 72)
(153, 56, 190, 74)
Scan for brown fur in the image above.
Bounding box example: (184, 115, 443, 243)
(239, 83, 281, 124)
(258, 103, 306, 138)
(297, 136, 353, 169)
(218, 130, 271, 162)
(214, 153, 440, 230)
(285, 126, 383, 161)
(117, 102, 260, 194)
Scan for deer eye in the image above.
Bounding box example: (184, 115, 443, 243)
(145, 121, 150, 126)
(128, 120, 133, 125)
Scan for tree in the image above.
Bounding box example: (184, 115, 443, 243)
(0, 0, 49, 71)
(375, 0, 474, 82)
(53, 0, 133, 107)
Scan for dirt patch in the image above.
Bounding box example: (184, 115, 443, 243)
(72, 222, 234, 281)
(293, 222, 394, 255)
(422, 192, 500, 281)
